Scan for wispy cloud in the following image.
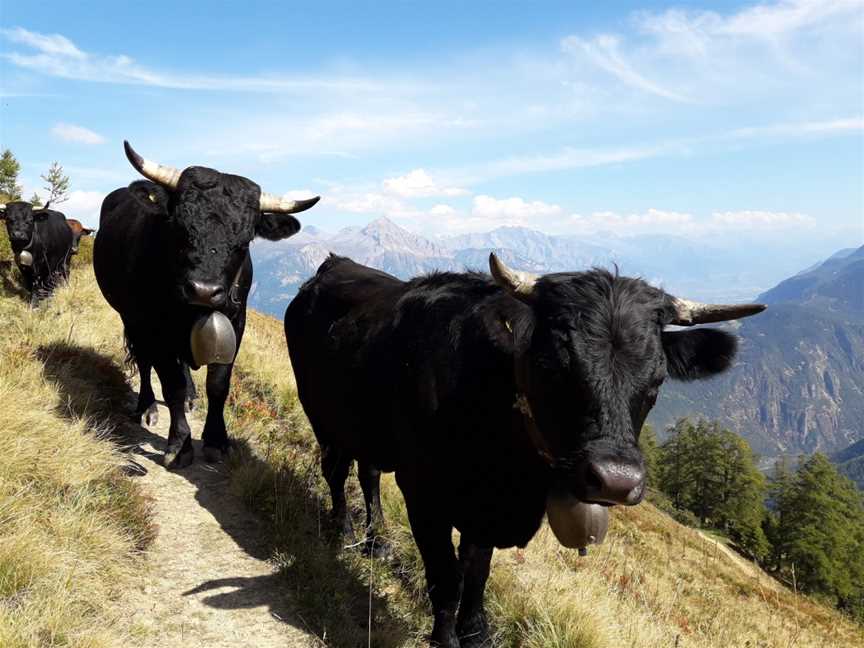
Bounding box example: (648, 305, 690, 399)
(561, 34, 691, 102)
(51, 122, 105, 145)
(0, 27, 414, 95)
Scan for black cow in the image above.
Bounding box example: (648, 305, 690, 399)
(285, 253, 765, 647)
(94, 141, 318, 468)
(1, 201, 74, 305)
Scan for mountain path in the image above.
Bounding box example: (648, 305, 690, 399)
(120, 379, 317, 648)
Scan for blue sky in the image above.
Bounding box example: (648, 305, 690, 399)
(1, 0, 862, 261)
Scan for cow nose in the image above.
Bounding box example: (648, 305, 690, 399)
(186, 281, 226, 307)
(582, 460, 645, 505)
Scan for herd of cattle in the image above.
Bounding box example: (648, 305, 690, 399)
(1, 143, 766, 647)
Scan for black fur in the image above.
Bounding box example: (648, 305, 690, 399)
(1, 201, 74, 305)
(94, 164, 308, 468)
(662, 328, 737, 380)
(285, 255, 745, 647)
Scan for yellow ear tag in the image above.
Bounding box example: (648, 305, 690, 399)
(505, 320, 513, 333)
(148, 193, 156, 203)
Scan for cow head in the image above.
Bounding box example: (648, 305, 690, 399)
(66, 219, 94, 254)
(489, 253, 765, 507)
(123, 141, 319, 309)
(1, 201, 46, 264)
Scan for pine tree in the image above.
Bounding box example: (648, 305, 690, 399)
(782, 454, 864, 617)
(764, 456, 796, 572)
(639, 424, 660, 488)
(30, 193, 43, 207)
(0, 149, 22, 202)
(41, 161, 70, 205)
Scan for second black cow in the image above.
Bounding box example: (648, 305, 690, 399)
(285, 253, 766, 647)
(1, 201, 74, 306)
(95, 141, 318, 468)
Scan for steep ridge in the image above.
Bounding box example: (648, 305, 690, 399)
(650, 245, 864, 456)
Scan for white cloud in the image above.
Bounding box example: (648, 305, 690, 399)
(2, 27, 84, 58)
(429, 204, 456, 216)
(0, 27, 418, 96)
(51, 123, 105, 145)
(710, 210, 815, 229)
(56, 190, 105, 228)
(567, 208, 816, 237)
(561, 34, 691, 102)
(329, 192, 408, 215)
(472, 195, 562, 220)
(382, 169, 467, 198)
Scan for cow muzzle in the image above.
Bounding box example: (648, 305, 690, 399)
(17, 250, 33, 267)
(579, 459, 645, 506)
(185, 281, 227, 308)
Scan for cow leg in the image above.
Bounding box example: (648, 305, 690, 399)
(134, 360, 159, 427)
(456, 541, 493, 647)
(358, 461, 388, 557)
(201, 363, 232, 463)
(321, 445, 356, 543)
(402, 494, 462, 648)
(153, 358, 194, 469)
(183, 363, 197, 412)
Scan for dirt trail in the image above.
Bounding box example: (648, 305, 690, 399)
(120, 380, 316, 648)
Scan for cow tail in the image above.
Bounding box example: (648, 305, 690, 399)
(123, 330, 139, 375)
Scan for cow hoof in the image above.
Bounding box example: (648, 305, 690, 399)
(202, 445, 228, 464)
(164, 446, 194, 469)
(361, 537, 392, 560)
(143, 403, 159, 427)
(457, 614, 490, 648)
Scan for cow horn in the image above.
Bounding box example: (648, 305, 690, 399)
(124, 140, 181, 189)
(489, 252, 538, 301)
(259, 192, 320, 214)
(671, 297, 766, 326)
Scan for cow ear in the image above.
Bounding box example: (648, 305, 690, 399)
(34, 210, 50, 221)
(256, 213, 301, 241)
(662, 328, 737, 381)
(481, 301, 533, 355)
(128, 181, 169, 215)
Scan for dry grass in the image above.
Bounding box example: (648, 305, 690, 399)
(0, 239, 154, 648)
(1, 229, 860, 647)
(223, 306, 864, 648)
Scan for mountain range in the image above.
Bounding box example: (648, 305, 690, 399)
(649, 246, 864, 457)
(249, 217, 823, 314)
(249, 217, 863, 459)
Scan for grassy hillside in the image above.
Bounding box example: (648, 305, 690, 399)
(1, 232, 861, 647)
(0, 235, 154, 648)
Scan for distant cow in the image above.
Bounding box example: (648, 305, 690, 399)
(1, 201, 74, 306)
(285, 253, 766, 647)
(94, 141, 318, 468)
(65, 219, 94, 254)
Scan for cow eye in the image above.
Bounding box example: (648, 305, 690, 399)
(210, 247, 217, 255)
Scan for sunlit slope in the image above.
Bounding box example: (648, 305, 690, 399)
(1, 231, 859, 647)
(0, 236, 154, 648)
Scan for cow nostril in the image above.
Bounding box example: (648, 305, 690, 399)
(584, 463, 605, 494)
(186, 281, 226, 307)
(209, 286, 226, 306)
(584, 460, 645, 506)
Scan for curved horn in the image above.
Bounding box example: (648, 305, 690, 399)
(124, 140, 181, 189)
(671, 297, 766, 326)
(259, 192, 320, 214)
(489, 252, 539, 301)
